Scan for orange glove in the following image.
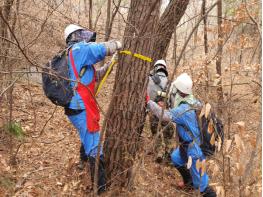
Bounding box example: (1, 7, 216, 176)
(146, 94, 150, 103)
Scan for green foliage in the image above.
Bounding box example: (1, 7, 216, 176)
(224, 0, 239, 17)
(0, 176, 15, 190)
(4, 121, 24, 140)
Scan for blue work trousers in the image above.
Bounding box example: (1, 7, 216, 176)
(171, 147, 209, 192)
(67, 110, 102, 158)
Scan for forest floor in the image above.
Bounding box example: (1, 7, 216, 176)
(0, 75, 191, 197)
(0, 67, 261, 197)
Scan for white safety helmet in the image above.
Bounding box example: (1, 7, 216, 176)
(154, 59, 168, 76)
(64, 24, 84, 41)
(154, 59, 167, 68)
(173, 73, 193, 94)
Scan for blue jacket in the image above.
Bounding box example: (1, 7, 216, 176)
(170, 103, 203, 159)
(67, 41, 107, 109)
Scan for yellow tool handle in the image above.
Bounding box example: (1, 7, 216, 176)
(95, 60, 116, 96)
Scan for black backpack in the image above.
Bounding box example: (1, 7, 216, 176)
(183, 103, 224, 157)
(198, 110, 224, 157)
(42, 48, 73, 107)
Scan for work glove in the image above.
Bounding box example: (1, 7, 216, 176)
(111, 52, 118, 62)
(157, 90, 166, 98)
(102, 40, 122, 56)
(157, 101, 165, 108)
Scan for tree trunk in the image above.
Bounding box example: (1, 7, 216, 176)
(152, 0, 189, 61)
(202, 0, 209, 94)
(202, 0, 208, 54)
(88, 0, 92, 29)
(104, 0, 160, 188)
(0, 0, 15, 121)
(105, 0, 121, 41)
(104, 0, 111, 41)
(216, 0, 224, 116)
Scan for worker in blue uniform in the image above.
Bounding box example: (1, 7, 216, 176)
(146, 73, 216, 197)
(64, 24, 121, 195)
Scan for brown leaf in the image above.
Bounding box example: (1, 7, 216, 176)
(249, 138, 256, 149)
(234, 134, 243, 151)
(225, 139, 232, 153)
(205, 103, 211, 118)
(187, 156, 192, 169)
(207, 120, 214, 134)
(213, 164, 219, 176)
(217, 136, 222, 152)
(196, 159, 201, 171)
(235, 121, 245, 136)
(199, 104, 206, 119)
(236, 163, 245, 177)
(210, 133, 215, 145)
(201, 159, 206, 176)
(213, 78, 221, 86)
(216, 186, 225, 196)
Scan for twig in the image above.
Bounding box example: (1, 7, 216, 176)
(40, 136, 66, 144)
(244, 0, 261, 40)
(0, 73, 25, 97)
(31, 106, 58, 138)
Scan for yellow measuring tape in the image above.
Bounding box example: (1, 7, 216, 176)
(119, 50, 152, 63)
(95, 50, 152, 96)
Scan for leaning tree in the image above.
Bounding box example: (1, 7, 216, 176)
(103, 0, 160, 188)
(102, 0, 190, 189)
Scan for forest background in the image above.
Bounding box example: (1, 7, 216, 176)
(0, 0, 261, 196)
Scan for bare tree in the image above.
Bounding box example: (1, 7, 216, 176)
(104, 0, 160, 188)
(84, 0, 93, 29)
(104, 0, 121, 41)
(152, 0, 190, 61)
(0, 0, 16, 123)
(89, 0, 93, 29)
(202, 0, 209, 93)
(216, 0, 224, 116)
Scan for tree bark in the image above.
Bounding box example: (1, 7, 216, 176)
(202, 0, 208, 54)
(202, 0, 209, 94)
(104, 0, 111, 41)
(105, 0, 121, 41)
(88, 0, 92, 29)
(104, 0, 160, 188)
(216, 0, 224, 116)
(0, 0, 15, 113)
(152, 0, 190, 61)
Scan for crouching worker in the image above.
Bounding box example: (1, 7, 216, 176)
(147, 60, 175, 163)
(146, 73, 216, 197)
(63, 24, 122, 195)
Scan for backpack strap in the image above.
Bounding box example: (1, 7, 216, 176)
(150, 73, 167, 91)
(178, 102, 202, 146)
(69, 49, 79, 80)
(69, 49, 87, 80)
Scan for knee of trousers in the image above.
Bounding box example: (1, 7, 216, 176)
(171, 148, 186, 167)
(191, 168, 209, 192)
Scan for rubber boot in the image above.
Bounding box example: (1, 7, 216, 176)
(175, 165, 193, 190)
(97, 157, 106, 195)
(88, 156, 106, 195)
(201, 186, 217, 197)
(78, 143, 88, 170)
